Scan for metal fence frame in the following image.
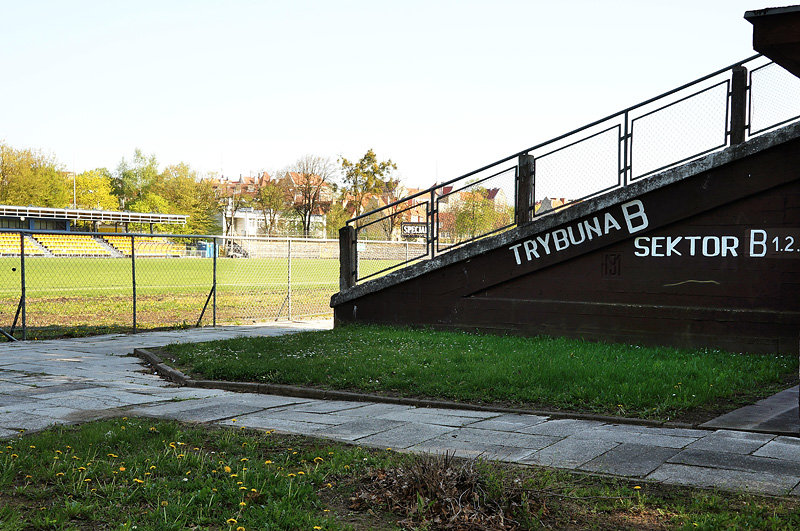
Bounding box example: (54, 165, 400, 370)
(0, 231, 366, 341)
(342, 54, 800, 286)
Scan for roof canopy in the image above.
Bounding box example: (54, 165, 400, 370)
(0, 205, 187, 224)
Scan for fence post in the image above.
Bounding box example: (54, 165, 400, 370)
(287, 239, 292, 320)
(131, 235, 137, 333)
(20, 232, 26, 341)
(339, 225, 356, 290)
(212, 237, 217, 327)
(516, 154, 534, 225)
(429, 189, 437, 258)
(730, 65, 748, 145)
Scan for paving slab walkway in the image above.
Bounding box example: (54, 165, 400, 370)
(1, 322, 799, 497)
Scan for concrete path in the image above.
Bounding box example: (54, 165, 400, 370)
(1, 323, 800, 497)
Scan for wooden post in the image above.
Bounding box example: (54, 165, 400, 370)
(516, 154, 535, 225)
(339, 225, 356, 290)
(730, 66, 748, 145)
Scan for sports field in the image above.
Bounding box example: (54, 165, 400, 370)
(0, 255, 397, 337)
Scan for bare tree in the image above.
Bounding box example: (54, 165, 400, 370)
(283, 155, 335, 238)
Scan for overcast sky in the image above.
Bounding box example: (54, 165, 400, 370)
(1, 0, 763, 187)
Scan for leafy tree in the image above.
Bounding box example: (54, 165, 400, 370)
(282, 155, 335, 238)
(0, 143, 68, 207)
(74, 168, 117, 210)
(252, 180, 287, 237)
(325, 198, 351, 239)
(340, 149, 397, 217)
(451, 187, 502, 241)
(114, 149, 159, 209)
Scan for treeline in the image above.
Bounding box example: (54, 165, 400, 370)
(0, 144, 219, 234)
(0, 142, 402, 238)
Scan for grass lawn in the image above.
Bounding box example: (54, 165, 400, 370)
(0, 255, 374, 338)
(2, 418, 799, 530)
(162, 324, 798, 422)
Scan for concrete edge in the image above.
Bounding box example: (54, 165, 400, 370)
(132, 348, 708, 431)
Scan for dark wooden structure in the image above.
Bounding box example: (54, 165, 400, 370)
(333, 128, 800, 354)
(332, 8, 800, 354)
(747, 6, 800, 78)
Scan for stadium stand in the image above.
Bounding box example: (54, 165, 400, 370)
(0, 233, 46, 256)
(103, 235, 182, 257)
(33, 234, 112, 257)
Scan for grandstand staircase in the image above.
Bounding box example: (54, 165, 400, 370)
(332, 9, 800, 354)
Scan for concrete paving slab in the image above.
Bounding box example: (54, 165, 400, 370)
(465, 413, 549, 432)
(357, 423, 456, 449)
(647, 463, 800, 496)
(410, 436, 537, 462)
(219, 416, 331, 434)
(520, 418, 604, 437)
(283, 400, 367, 414)
(378, 407, 497, 427)
(335, 403, 415, 418)
(0, 411, 69, 432)
(245, 410, 344, 426)
(0, 427, 19, 439)
(669, 447, 800, 477)
(522, 438, 620, 469)
(752, 436, 800, 462)
(571, 426, 698, 449)
(312, 418, 407, 441)
(701, 386, 799, 434)
(580, 443, 681, 477)
(685, 430, 775, 454)
(443, 427, 559, 451)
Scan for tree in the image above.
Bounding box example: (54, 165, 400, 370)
(283, 155, 335, 238)
(340, 149, 397, 217)
(74, 168, 117, 210)
(325, 198, 351, 239)
(0, 143, 68, 207)
(114, 149, 159, 209)
(252, 180, 287, 237)
(451, 187, 501, 241)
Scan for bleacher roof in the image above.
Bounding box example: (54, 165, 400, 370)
(0, 205, 187, 224)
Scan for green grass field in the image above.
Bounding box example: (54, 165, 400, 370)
(164, 324, 798, 422)
(0, 256, 395, 337)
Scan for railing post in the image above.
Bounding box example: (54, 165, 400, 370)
(287, 239, 292, 320)
(516, 154, 534, 225)
(20, 232, 26, 341)
(429, 189, 437, 258)
(730, 65, 748, 145)
(339, 225, 356, 290)
(131, 235, 136, 333)
(212, 237, 217, 327)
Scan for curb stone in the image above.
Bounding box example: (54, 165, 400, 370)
(133, 348, 713, 431)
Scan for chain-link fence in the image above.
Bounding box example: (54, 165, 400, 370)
(343, 55, 800, 285)
(0, 231, 388, 340)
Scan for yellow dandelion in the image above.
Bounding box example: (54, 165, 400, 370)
(145, 472, 151, 476)
(119, 466, 126, 472)
(237, 481, 243, 485)
(133, 478, 144, 484)
(264, 460, 272, 465)
(298, 471, 305, 475)
(56, 472, 64, 477)
(250, 488, 257, 493)
(287, 473, 296, 477)
(161, 500, 168, 507)
(224, 466, 232, 473)
(314, 527, 322, 530)
(84, 478, 91, 483)
(314, 457, 323, 462)
(107, 453, 118, 458)
(226, 518, 237, 525)
(78, 467, 86, 471)
(231, 419, 237, 423)
(230, 473, 238, 478)
(150, 465, 156, 470)
(240, 458, 248, 462)
(29, 445, 35, 449)
(239, 501, 246, 506)
(237, 527, 245, 531)
(239, 486, 247, 491)
(10, 454, 18, 458)
(634, 485, 642, 490)
(55, 450, 62, 454)
(177, 454, 185, 459)
(25, 475, 31, 479)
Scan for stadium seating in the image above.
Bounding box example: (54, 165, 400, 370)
(103, 235, 182, 257)
(33, 234, 112, 257)
(0, 233, 46, 256)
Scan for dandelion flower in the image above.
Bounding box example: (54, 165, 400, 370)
(119, 466, 126, 472)
(224, 466, 232, 473)
(161, 501, 168, 507)
(226, 518, 237, 525)
(133, 478, 144, 484)
(264, 460, 272, 465)
(239, 501, 246, 506)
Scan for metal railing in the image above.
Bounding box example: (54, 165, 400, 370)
(341, 54, 800, 287)
(0, 231, 417, 340)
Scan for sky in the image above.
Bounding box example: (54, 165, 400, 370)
(1, 0, 764, 188)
